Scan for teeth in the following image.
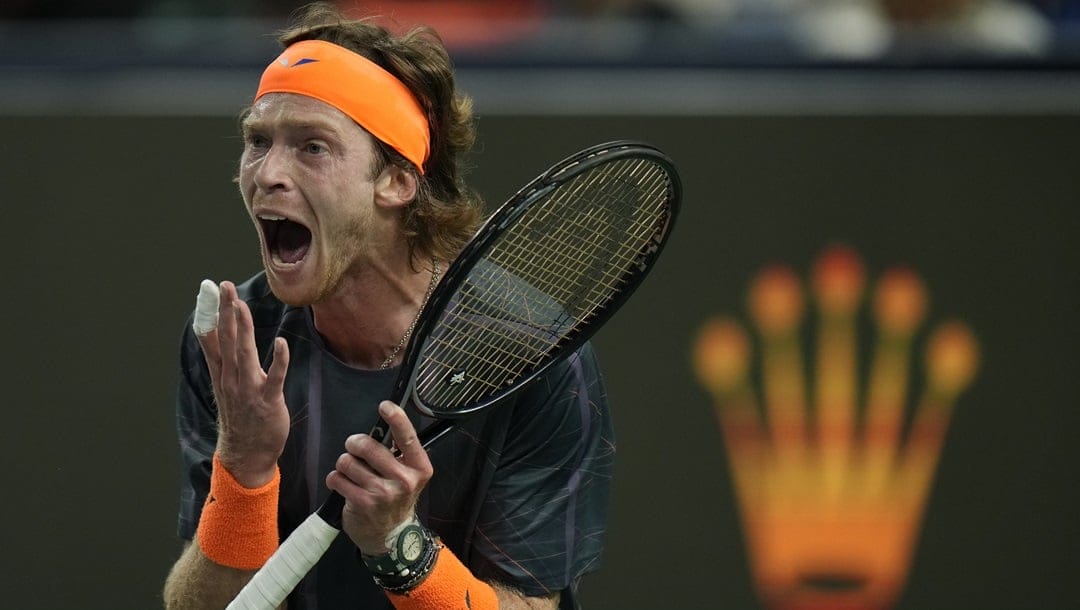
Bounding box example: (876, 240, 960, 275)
(258, 214, 287, 221)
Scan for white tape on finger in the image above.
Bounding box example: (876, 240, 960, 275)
(193, 279, 221, 336)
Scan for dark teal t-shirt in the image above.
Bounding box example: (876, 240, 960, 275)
(175, 272, 614, 609)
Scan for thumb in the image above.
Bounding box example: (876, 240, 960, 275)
(379, 401, 428, 469)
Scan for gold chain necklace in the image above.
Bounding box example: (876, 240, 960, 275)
(380, 257, 440, 369)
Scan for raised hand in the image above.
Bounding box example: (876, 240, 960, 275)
(196, 280, 291, 488)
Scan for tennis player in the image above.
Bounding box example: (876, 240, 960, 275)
(162, 4, 614, 609)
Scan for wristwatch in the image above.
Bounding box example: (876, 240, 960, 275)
(362, 518, 435, 579)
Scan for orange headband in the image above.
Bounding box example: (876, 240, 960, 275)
(255, 39, 430, 173)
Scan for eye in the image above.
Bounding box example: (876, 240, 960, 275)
(304, 141, 328, 155)
(245, 132, 270, 150)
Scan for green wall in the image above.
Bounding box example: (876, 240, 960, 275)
(3, 113, 1077, 608)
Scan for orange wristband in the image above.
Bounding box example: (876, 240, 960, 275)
(386, 546, 498, 610)
(195, 453, 280, 570)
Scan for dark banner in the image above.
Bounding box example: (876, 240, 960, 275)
(4, 114, 1077, 609)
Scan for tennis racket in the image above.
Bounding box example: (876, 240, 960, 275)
(228, 140, 681, 609)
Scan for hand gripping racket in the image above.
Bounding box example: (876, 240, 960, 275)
(227, 140, 681, 609)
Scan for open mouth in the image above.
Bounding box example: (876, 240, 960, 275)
(259, 215, 312, 265)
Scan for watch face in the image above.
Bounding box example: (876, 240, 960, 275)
(398, 527, 425, 563)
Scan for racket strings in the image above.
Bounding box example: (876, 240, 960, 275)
(415, 156, 674, 412)
(427, 312, 555, 372)
(484, 159, 663, 328)
(417, 282, 565, 397)
(506, 164, 660, 267)
(417, 334, 547, 398)
(490, 160, 669, 312)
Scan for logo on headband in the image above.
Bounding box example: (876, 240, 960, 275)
(277, 57, 320, 68)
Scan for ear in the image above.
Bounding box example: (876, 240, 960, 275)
(373, 165, 418, 210)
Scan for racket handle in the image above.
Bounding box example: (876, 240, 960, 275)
(370, 418, 393, 447)
(226, 510, 341, 610)
(227, 418, 454, 609)
(369, 419, 457, 456)
(419, 420, 454, 448)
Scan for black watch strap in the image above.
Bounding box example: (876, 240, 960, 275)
(361, 519, 438, 591)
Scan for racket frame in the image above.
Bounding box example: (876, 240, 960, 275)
(392, 140, 681, 422)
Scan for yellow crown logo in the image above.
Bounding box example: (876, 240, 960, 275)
(693, 245, 979, 610)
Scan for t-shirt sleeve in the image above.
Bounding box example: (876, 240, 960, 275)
(174, 317, 218, 541)
(469, 342, 615, 597)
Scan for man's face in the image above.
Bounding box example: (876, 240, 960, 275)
(238, 93, 386, 306)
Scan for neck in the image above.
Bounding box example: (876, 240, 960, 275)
(311, 256, 438, 370)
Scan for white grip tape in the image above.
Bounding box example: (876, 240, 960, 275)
(227, 514, 341, 610)
(192, 279, 220, 336)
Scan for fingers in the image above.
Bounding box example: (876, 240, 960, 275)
(379, 402, 430, 470)
(216, 282, 240, 387)
(326, 465, 407, 554)
(264, 337, 290, 402)
(328, 426, 430, 554)
(194, 280, 223, 383)
(338, 431, 404, 481)
(330, 442, 384, 493)
(215, 282, 263, 389)
(332, 404, 433, 490)
(196, 327, 222, 383)
(193, 279, 220, 336)
(206, 282, 291, 414)
(231, 293, 263, 386)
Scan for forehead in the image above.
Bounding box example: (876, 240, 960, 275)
(244, 92, 369, 140)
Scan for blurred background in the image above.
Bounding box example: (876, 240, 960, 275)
(2, 1, 1078, 609)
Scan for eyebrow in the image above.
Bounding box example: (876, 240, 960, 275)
(241, 115, 343, 137)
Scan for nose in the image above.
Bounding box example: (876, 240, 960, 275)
(251, 144, 292, 193)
